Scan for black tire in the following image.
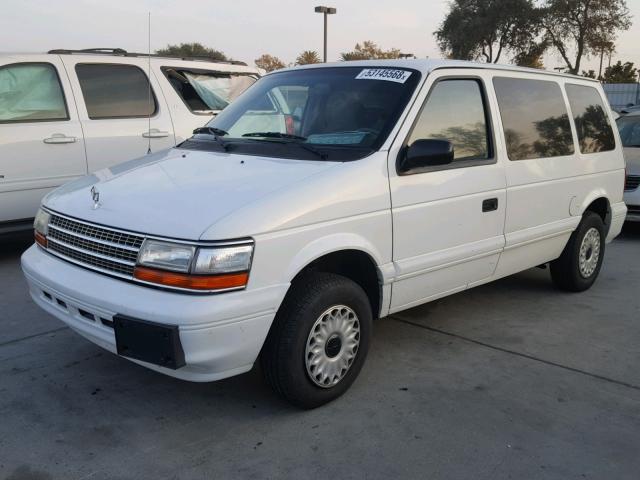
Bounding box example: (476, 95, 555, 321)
(550, 211, 606, 292)
(261, 272, 372, 409)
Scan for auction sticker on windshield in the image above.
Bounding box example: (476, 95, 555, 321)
(355, 68, 412, 83)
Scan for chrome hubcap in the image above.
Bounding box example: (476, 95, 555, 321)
(305, 305, 360, 388)
(579, 227, 601, 278)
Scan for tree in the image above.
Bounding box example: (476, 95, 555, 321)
(590, 38, 615, 78)
(340, 41, 401, 61)
(435, 0, 540, 63)
(513, 40, 549, 69)
(602, 61, 638, 83)
(582, 69, 598, 79)
(255, 54, 286, 72)
(542, 0, 631, 74)
(296, 50, 321, 65)
(156, 42, 228, 61)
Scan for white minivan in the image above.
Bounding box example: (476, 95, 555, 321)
(22, 60, 627, 408)
(0, 48, 259, 234)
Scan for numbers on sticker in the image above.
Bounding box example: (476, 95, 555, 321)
(355, 69, 412, 83)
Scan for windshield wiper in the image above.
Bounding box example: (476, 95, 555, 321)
(241, 132, 328, 160)
(192, 126, 230, 151)
(194, 126, 228, 136)
(242, 132, 307, 141)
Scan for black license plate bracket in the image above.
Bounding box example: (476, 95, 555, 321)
(114, 315, 185, 370)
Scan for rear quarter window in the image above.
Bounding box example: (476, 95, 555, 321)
(565, 84, 615, 154)
(76, 63, 157, 119)
(162, 67, 257, 114)
(493, 77, 574, 161)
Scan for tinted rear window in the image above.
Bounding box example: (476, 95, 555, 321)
(493, 77, 574, 160)
(76, 64, 157, 119)
(565, 84, 615, 153)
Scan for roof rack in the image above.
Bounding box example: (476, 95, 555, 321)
(47, 48, 248, 66)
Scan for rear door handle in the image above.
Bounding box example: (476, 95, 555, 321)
(43, 133, 77, 144)
(482, 198, 498, 212)
(142, 129, 170, 139)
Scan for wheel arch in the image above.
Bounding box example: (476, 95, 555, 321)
(578, 192, 611, 233)
(282, 234, 388, 318)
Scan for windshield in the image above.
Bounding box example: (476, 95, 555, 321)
(616, 115, 640, 147)
(180, 66, 421, 161)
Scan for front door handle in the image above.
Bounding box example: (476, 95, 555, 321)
(142, 129, 170, 139)
(43, 133, 77, 144)
(482, 198, 498, 212)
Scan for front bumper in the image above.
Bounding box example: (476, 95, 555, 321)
(21, 245, 289, 382)
(623, 188, 640, 222)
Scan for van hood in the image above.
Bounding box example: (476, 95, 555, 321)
(43, 148, 339, 240)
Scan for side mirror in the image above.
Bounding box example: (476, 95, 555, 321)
(399, 139, 454, 173)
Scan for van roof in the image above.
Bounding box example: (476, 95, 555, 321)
(274, 58, 600, 83)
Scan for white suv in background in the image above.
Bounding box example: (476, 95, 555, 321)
(615, 111, 640, 221)
(0, 48, 259, 234)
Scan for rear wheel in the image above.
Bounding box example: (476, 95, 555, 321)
(550, 211, 606, 292)
(261, 272, 372, 409)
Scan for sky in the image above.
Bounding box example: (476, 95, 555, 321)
(1, 0, 639, 73)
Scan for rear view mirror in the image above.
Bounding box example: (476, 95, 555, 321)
(398, 139, 454, 174)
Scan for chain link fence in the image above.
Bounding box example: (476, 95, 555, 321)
(603, 83, 640, 111)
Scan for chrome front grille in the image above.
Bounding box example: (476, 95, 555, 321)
(625, 175, 640, 191)
(49, 215, 144, 248)
(46, 214, 144, 278)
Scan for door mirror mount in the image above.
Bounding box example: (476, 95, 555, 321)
(399, 139, 454, 174)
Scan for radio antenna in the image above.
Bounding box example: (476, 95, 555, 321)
(146, 12, 152, 154)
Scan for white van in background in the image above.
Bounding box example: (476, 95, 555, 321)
(0, 48, 260, 233)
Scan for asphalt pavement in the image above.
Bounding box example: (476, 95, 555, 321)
(1, 225, 639, 480)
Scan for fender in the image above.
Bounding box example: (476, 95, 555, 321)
(284, 232, 389, 283)
(573, 188, 609, 218)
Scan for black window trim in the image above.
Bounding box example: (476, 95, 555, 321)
(564, 82, 617, 154)
(75, 62, 159, 120)
(0, 61, 70, 124)
(160, 66, 259, 116)
(492, 75, 575, 162)
(396, 75, 497, 176)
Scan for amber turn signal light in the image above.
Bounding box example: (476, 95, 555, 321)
(133, 266, 248, 291)
(34, 231, 47, 248)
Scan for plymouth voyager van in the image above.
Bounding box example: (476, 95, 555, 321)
(22, 60, 627, 408)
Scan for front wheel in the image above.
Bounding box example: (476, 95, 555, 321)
(261, 272, 372, 409)
(550, 211, 606, 292)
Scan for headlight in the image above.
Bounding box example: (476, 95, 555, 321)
(33, 209, 51, 247)
(34, 208, 50, 235)
(134, 240, 253, 292)
(193, 245, 253, 274)
(137, 240, 195, 272)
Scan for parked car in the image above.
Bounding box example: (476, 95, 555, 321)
(0, 48, 259, 234)
(22, 60, 627, 408)
(616, 111, 640, 221)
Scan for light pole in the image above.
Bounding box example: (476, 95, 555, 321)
(314, 6, 336, 62)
